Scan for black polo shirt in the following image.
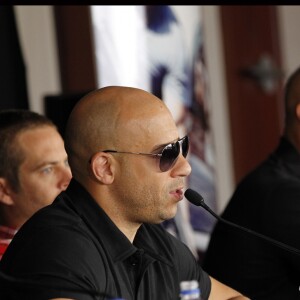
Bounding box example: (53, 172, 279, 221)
(0, 179, 211, 300)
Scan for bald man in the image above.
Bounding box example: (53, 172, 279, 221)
(0, 87, 249, 300)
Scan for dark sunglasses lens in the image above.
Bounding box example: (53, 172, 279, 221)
(182, 136, 189, 158)
(159, 142, 180, 172)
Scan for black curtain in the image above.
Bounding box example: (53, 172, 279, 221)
(0, 6, 29, 110)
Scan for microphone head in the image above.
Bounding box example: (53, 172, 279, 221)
(184, 188, 204, 206)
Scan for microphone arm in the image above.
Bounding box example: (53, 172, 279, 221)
(184, 188, 300, 256)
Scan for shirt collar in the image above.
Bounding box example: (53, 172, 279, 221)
(65, 179, 172, 266)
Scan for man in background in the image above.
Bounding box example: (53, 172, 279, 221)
(0, 109, 72, 259)
(203, 67, 300, 299)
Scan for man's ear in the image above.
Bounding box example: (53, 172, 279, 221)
(296, 103, 300, 120)
(90, 152, 115, 184)
(0, 178, 14, 205)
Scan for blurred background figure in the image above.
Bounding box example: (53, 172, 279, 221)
(186, 26, 217, 259)
(203, 66, 300, 299)
(0, 109, 72, 259)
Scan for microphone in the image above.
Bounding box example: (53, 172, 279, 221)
(184, 188, 300, 256)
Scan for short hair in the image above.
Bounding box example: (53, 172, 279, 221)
(0, 109, 56, 191)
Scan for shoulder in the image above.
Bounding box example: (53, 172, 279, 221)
(1, 201, 102, 274)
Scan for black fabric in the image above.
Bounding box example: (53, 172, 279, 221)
(0, 7, 29, 110)
(0, 179, 211, 300)
(203, 137, 300, 299)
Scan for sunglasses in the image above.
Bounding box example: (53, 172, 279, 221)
(102, 136, 189, 172)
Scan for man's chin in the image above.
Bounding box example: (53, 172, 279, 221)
(160, 212, 177, 223)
